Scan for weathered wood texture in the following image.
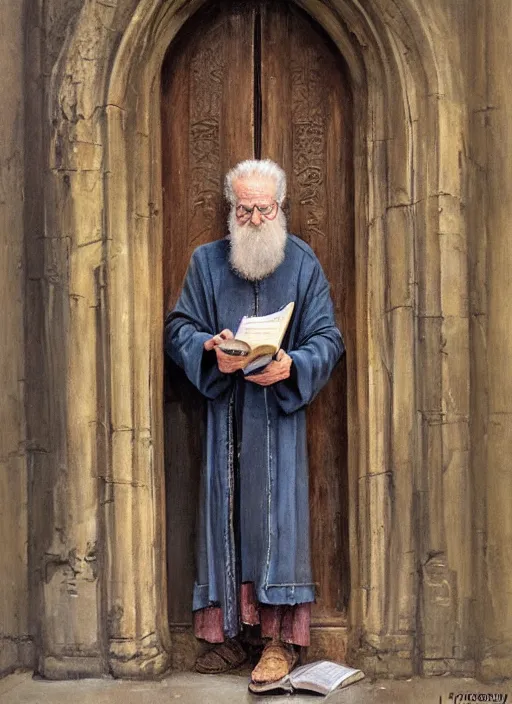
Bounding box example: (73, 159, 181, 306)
(162, 2, 353, 651)
(161, 2, 255, 626)
(260, 1, 353, 625)
(12, 0, 512, 682)
(162, 2, 255, 313)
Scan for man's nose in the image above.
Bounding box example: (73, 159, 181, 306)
(250, 207, 262, 226)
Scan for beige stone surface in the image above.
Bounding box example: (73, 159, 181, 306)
(0, 0, 31, 677)
(26, 0, 481, 679)
(0, 0, 509, 684)
(479, 0, 512, 679)
(1, 672, 511, 704)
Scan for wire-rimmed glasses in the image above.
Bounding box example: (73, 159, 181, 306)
(235, 201, 279, 223)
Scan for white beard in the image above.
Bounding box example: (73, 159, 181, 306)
(228, 208, 288, 281)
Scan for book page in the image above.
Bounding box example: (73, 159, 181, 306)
(289, 660, 364, 694)
(235, 302, 294, 351)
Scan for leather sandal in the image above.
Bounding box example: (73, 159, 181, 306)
(250, 641, 298, 685)
(195, 638, 247, 674)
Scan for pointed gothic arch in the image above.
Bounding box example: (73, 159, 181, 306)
(38, 0, 471, 680)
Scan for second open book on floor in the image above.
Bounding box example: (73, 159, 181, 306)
(248, 659, 364, 695)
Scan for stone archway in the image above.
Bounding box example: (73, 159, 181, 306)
(36, 0, 471, 680)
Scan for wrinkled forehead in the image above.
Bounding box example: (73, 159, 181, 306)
(232, 175, 277, 203)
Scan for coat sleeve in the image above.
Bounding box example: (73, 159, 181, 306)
(164, 249, 233, 400)
(272, 258, 344, 414)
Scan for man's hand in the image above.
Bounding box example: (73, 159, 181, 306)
(215, 347, 249, 374)
(245, 349, 292, 386)
(204, 329, 234, 352)
(204, 329, 248, 374)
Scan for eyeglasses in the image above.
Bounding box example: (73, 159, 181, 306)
(235, 201, 279, 222)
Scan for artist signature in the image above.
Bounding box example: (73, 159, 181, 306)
(439, 694, 509, 704)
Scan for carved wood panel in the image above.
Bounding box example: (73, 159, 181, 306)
(162, 3, 255, 313)
(161, 4, 254, 625)
(188, 24, 224, 249)
(261, 1, 354, 625)
(162, 0, 354, 641)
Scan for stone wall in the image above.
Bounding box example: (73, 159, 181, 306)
(476, 0, 512, 680)
(0, 0, 511, 682)
(0, 0, 32, 676)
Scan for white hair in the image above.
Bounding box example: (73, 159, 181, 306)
(224, 159, 287, 205)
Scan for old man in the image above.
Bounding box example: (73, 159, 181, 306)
(165, 159, 343, 688)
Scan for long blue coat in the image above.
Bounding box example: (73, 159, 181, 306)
(165, 234, 344, 637)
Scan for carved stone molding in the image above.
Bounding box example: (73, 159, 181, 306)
(28, 0, 477, 680)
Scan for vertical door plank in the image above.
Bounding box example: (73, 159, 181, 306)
(163, 0, 354, 642)
(261, 1, 354, 626)
(161, 2, 254, 625)
(220, 2, 257, 181)
(260, 4, 293, 178)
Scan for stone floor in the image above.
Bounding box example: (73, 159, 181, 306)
(1, 671, 510, 704)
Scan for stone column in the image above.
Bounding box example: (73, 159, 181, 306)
(0, 0, 32, 675)
(34, 1, 112, 678)
(480, 0, 512, 680)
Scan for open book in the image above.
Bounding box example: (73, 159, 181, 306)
(219, 302, 294, 375)
(248, 660, 365, 696)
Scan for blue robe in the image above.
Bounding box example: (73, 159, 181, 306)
(165, 234, 344, 637)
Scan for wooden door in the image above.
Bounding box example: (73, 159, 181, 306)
(162, 0, 354, 660)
